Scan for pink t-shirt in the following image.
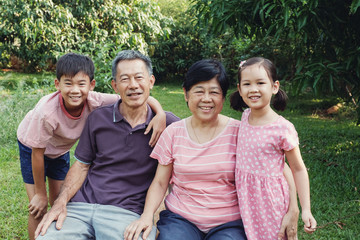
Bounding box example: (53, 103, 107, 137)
(150, 118, 241, 233)
(235, 108, 299, 240)
(17, 91, 119, 158)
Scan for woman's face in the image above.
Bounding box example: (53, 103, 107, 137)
(184, 78, 225, 123)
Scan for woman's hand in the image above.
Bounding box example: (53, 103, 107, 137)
(124, 214, 153, 240)
(278, 207, 300, 240)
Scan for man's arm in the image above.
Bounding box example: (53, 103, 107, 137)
(146, 96, 166, 147)
(34, 160, 90, 238)
(29, 148, 48, 219)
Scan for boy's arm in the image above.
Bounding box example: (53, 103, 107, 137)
(278, 163, 300, 239)
(30, 147, 48, 219)
(124, 163, 172, 240)
(35, 160, 90, 237)
(146, 96, 166, 147)
(285, 146, 317, 234)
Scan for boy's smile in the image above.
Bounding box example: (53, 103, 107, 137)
(55, 71, 95, 117)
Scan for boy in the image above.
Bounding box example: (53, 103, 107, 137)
(17, 53, 165, 240)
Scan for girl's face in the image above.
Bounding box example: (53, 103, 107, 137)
(184, 78, 224, 123)
(237, 64, 279, 111)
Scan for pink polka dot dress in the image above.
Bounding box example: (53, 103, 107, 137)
(235, 109, 299, 240)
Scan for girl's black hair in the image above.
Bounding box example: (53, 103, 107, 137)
(183, 59, 229, 98)
(230, 57, 288, 112)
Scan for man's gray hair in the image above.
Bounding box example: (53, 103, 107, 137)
(112, 50, 153, 80)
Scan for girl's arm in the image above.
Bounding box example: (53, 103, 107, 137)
(146, 96, 166, 147)
(278, 163, 300, 239)
(124, 163, 173, 240)
(30, 147, 48, 219)
(285, 146, 317, 233)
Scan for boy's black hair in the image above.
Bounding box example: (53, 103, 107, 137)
(56, 53, 95, 81)
(230, 57, 288, 112)
(183, 59, 229, 98)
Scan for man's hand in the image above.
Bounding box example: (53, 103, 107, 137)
(145, 111, 166, 147)
(278, 208, 300, 240)
(29, 193, 48, 219)
(34, 201, 67, 238)
(124, 215, 153, 240)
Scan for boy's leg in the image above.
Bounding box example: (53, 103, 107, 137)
(205, 219, 246, 240)
(92, 204, 157, 240)
(25, 184, 42, 240)
(157, 210, 203, 240)
(19, 140, 43, 240)
(47, 179, 64, 206)
(45, 152, 70, 206)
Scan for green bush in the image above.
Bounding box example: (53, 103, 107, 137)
(0, 0, 172, 73)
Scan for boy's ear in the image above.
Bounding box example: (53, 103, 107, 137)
(90, 79, 96, 90)
(54, 79, 60, 91)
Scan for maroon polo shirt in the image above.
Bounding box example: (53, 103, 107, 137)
(71, 99, 179, 215)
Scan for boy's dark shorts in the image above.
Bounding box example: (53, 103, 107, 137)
(18, 140, 70, 184)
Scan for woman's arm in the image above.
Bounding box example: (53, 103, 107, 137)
(146, 96, 166, 147)
(124, 163, 173, 240)
(278, 163, 300, 240)
(285, 146, 317, 234)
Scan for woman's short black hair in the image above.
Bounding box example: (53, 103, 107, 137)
(183, 59, 229, 98)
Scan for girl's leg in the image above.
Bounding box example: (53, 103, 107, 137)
(205, 219, 247, 240)
(157, 210, 203, 240)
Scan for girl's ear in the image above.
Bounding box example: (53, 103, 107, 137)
(272, 80, 280, 95)
(237, 83, 242, 96)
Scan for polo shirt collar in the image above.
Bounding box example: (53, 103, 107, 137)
(113, 99, 154, 126)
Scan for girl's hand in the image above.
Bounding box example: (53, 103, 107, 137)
(145, 111, 166, 147)
(302, 210, 317, 234)
(29, 193, 48, 219)
(124, 214, 153, 240)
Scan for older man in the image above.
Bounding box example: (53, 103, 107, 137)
(35, 50, 179, 240)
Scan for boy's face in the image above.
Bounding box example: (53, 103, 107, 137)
(55, 71, 95, 116)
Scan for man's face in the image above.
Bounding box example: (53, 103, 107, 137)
(111, 59, 155, 110)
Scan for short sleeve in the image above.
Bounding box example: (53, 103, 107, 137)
(74, 113, 96, 164)
(87, 91, 119, 111)
(280, 121, 299, 151)
(150, 125, 175, 165)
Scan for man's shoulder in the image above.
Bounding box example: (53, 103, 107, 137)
(164, 111, 181, 126)
(88, 102, 115, 118)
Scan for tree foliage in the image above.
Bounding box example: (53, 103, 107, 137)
(0, 0, 172, 91)
(191, 0, 360, 123)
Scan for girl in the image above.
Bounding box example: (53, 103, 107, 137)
(230, 57, 316, 239)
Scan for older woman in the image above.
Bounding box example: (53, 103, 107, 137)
(125, 59, 299, 240)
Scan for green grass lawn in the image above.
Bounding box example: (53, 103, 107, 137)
(0, 72, 359, 239)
